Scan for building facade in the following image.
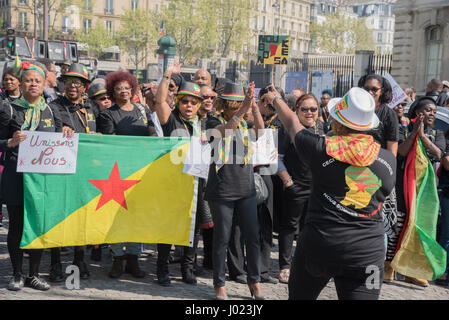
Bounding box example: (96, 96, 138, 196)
(249, 0, 312, 58)
(352, 0, 396, 54)
(391, 0, 449, 92)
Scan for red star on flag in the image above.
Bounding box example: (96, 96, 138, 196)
(89, 162, 140, 210)
(356, 180, 369, 192)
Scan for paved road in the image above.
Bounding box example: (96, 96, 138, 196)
(0, 211, 448, 301)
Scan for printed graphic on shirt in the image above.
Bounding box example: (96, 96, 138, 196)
(87, 113, 95, 122)
(341, 166, 382, 210)
(43, 118, 53, 128)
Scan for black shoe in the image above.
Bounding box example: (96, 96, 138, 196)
(157, 272, 171, 287)
(230, 274, 247, 284)
(25, 275, 50, 291)
(73, 260, 90, 279)
(8, 274, 24, 291)
(435, 278, 449, 287)
(182, 269, 197, 285)
(261, 275, 279, 284)
(49, 262, 65, 282)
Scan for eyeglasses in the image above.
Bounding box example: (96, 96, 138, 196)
(48, 70, 57, 74)
(299, 106, 318, 113)
(202, 96, 216, 100)
(364, 86, 382, 93)
(114, 86, 132, 92)
(64, 80, 83, 88)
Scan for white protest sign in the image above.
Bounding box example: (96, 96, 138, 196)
(385, 73, 408, 109)
(251, 129, 278, 165)
(183, 136, 211, 180)
(17, 131, 79, 174)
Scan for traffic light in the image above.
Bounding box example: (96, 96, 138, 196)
(6, 28, 15, 55)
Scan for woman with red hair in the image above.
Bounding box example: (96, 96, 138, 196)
(98, 70, 156, 279)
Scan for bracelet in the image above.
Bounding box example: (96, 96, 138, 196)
(231, 115, 241, 123)
(252, 110, 260, 115)
(271, 95, 282, 105)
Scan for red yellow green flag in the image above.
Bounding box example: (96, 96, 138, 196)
(20, 134, 197, 249)
(392, 136, 446, 280)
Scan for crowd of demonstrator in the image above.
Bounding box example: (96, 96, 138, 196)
(0, 57, 448, 300)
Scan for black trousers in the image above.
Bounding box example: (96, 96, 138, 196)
(278, 189, 308, 270)
(227, 204, 273, 279)
(209, 196, 261, 288)
(7, 205, 43, 277)
(289, 244, 383, 300)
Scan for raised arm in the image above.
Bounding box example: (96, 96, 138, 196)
(213, 82, 255, 137)
(261, 85, 303, 143)
(155, 62, 182, 125)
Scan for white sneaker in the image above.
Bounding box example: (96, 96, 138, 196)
(8, 274, 24, 291)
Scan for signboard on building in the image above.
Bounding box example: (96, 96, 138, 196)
(257, 35, 290, 65)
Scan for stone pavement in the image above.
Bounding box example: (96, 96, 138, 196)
(0, 211, 448, 301)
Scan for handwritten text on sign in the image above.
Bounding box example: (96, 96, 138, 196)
(384, 73, 408, 109)
(17, 131, 79, 174)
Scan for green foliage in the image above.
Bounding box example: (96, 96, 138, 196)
(77, 22, 116, 58)
(310, 10, 375, 54)
(116, 8, 159, 72)
(162, 0, 252, 63)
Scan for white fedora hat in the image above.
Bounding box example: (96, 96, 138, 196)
(328, 87, 379, 131)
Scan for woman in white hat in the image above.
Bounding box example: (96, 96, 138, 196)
(261, 85, 397, 300)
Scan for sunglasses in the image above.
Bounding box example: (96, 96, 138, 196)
(364, 86, 382, 93)
(202, 96, 216, 100)
(96, 95, 110, 101)
(299, 106, 318, 113)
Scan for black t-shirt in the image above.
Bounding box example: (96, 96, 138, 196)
(0, 102, 62, 205)
(50, 96, 97, 133)
(279, 122, 324, 196)
(367, 103, 399, 149)
(160, 109, 206, 137)
(204, 116, 256, 202)
(295, 130, 396, 267)
(98, 104, 153, 136)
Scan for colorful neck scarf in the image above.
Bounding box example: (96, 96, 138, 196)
(179, 113, 201, 137)
(16, 96, 48, 131)
(215, 113, 253, 172)
(325, 133, 380, 167)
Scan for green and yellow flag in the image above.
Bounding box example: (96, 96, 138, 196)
(20, 134, 196, 249)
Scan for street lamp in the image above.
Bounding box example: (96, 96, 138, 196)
(156, 35, 177, 75)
